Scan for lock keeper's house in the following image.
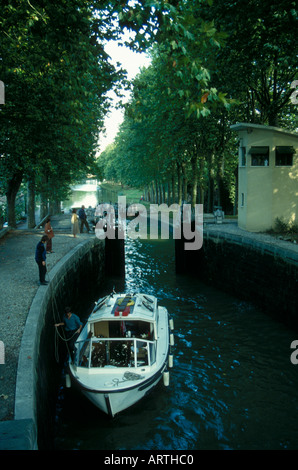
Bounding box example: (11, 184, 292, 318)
(231, 123, 298, 232)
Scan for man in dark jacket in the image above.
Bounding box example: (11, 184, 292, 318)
(78, 205, 90, 233)
(35, 235, 49, 285)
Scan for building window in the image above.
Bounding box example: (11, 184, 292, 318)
(275, 146, 294, 166)
(241, 193, 245, 207)
(240, 147, 246, 166)
(250, 146, 269, 166)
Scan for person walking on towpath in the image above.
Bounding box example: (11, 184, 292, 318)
(78, 205, 90, 233)
(44, 217, 54, 253)
(55, 307, 83, 359)
(35, 235, 49, 285)
(71, 208, 80, 237)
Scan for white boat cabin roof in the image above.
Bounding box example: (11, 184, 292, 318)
(89, 293, 158, 324)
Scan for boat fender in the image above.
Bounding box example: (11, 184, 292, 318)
(169, 318, 174, 331)
(170, 333, 174, 346)
(168, 354, 173, 368)
(65, 374, 71, 388)
(163, 371, 170, 387)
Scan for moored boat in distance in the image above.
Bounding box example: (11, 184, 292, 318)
(67, 292, 174, 417)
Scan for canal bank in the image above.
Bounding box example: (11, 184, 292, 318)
(0, 215, 105, 449)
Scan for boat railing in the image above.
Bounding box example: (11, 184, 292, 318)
(74, 337, 156, 369)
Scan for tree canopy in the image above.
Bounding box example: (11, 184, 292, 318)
(1, 0, 297, 224)
(97, 0, 297, 213)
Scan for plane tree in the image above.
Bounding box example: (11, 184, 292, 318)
(99, 0, 297, 212)
(0, 0, 124, 227)
(98, 33, 236, 211)
(205, 0, 298, 127)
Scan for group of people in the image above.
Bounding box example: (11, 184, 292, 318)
(35, 231, 83, 357)
(71, 205, 91, 237)
(34, 210, 87, 359)
(35, 205, 91, 285)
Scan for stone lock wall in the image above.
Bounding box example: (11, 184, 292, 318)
(14, 238, 105, 449)
(176, 227, 298, 331)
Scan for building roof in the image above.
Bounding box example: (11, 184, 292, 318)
(230, 123, 298, 139)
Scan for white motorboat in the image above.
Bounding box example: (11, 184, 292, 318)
(67, 292, 174, 417)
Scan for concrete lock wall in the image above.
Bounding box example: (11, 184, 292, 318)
(13, 237, 105, 450)
(179, 229, 298, 330)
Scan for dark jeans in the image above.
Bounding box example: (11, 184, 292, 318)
(36, 261, 46, 283)
(80, 218, 90, 232)
(65, 330, 80, 360)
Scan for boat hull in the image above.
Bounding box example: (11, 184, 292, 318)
(69, 362, 168, 417)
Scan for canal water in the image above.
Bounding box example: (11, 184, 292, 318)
(54, 236, 298, 450)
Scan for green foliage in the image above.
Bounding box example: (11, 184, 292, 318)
(1, 0, 297, 223)
(0, 0, 127, 224)
(274, 217, 298, 234)
(206, 0, 298, 127)
(97, 0, 297, 213)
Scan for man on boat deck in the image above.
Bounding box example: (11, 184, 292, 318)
(55, 307, 83, 359)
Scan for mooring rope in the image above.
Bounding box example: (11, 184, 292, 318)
(46, 271, 73, 363)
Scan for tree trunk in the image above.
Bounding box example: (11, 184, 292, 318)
(172, 173, 176, 204)
(177, 163, 182, 205)
(154, 179, 159, 204)
(27, 176, 36, 228)
(162, 183, 166, 205)
(39, 176, 49, 220)
(191, 153, 198, 208)
(167, 177, 171, 205)
(54, 198, 61, 214)
(6, 170, 23, 228)
(151, 182, 155, 203)
(49, 200, 54, 215)
(182, 162, 187, 203)
(207, 153, 215, 213)
(40, 193, 48, 220)
(197, 156, 205, 206)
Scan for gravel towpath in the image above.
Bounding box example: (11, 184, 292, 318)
(0, 215, 91, 421)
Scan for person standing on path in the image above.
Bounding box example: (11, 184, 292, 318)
(71, 208, 79, 237)
(35, 235, 49, 285)
(78, 205, 90, 233)
(44, 217, 54, 253)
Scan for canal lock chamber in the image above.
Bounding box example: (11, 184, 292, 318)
(17, 220, 298, 449)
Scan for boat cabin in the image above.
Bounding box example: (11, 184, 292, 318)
(73, 294, 159, 370)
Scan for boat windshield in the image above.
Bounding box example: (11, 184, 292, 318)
(74, 338, 156, 369)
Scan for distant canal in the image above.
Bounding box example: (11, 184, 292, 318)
(54, 234, 298, 450)
(61, 181, 101, 212)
